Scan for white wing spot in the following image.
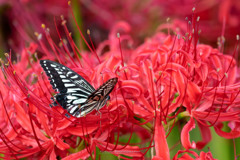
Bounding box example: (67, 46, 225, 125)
(67, 72, 73, 76)
(67, 96, 77, 99)
(71, 75, 78, 79)
(67, 100, 72, 103)
(51, 64, 57, 67)
(67, 88, 91, 94)
(64, 83, 75, 87)
(70, 106, 79, 113)
(72, 98, 86, 104)
(60, 75, 66, 78)
(62, 79, 71, 82)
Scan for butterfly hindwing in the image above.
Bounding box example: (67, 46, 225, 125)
(77, 78, 118, 116)
(70, 78, 118, 117)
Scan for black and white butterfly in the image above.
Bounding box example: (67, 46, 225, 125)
(40, 60, 118, 118)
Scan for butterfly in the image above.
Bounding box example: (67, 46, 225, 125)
(40, 60, 118, 118)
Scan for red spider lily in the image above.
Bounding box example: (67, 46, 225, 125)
(1, 7, 240, 159)
(0, 31, 144, 159)
(0, 0, 68, 51)
(80, 0, 240, 53)
(172, 150, 217, 160)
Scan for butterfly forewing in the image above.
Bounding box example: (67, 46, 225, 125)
(40, 60, 94, 108)
(40, 60, 118, 118)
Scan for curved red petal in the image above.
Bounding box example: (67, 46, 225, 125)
(181, 117, 196, 149)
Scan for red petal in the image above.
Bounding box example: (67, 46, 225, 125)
(55, 136, 70, 150)
(119, 80, 143, 97)
(62, 148, 90, 160)
(193, 110, 239, 122)
(173, 150, 198, 160)
(196, 121, 212, 150)
(154, 114, 170, 160)
(199, 151, 216, 160)
(49, 149, 57, 160)
(214, 122, 240, 139)
(152, 156, 164, 160)
(96, 140, 142, 157)
(67, 126, 98, 136)
(195, 63, 208, 82)
(186, 81, 201, 106)
(14, 102, 48, 141)
(181, 117, 196, 149)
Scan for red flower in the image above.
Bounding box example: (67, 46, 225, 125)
(0, 0, 68, 51)
(1, 8, 239, 159)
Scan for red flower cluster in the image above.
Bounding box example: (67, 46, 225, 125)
(0, 9, 239, 160)
(80, 0, 240, 52)
(0, 0, 68, 51)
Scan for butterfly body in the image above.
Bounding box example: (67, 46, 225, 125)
(40, 60, 117, 117)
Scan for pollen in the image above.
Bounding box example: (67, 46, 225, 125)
(154, 77, 157, 82)
(34, 32, 39, 37)
(166, 17, 170, 22)
(59, 42, 63, 47)
(197, 16, 200, 21)
(158, 71, 162, 76)
(87, 29, 90, 35)
(192, 7, 196, 12)
(41, 24, 46, 29)
(61, 20, 67, 25)
(34, 52, 38, 58)
(34, 32, 42, 40)
(117, 33, 120, 38)
(4, 53, 9, 57)
(5, 62, 9, 66)
(225, 73, 228, 78)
